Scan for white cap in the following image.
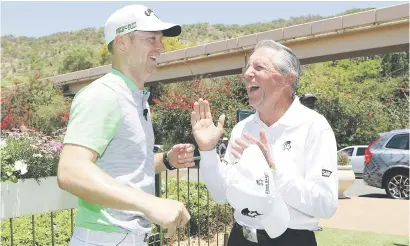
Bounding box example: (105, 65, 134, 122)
(104, 5, 181, 45)
(225, 145, 290, 238)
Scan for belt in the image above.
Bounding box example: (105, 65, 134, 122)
(72, 227, 150, 245)
(234, 222, 270, 237)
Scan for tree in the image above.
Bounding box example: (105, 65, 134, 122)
(162, 37, 188, 52)
(298, 57, 408, 149)
(381, 52, 409, 78)
(99, 43, 111, 65)
(58, 45, 98, 74)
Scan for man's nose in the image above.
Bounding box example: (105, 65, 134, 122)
(243, 67, 255, 81)
(157, 40, 165, 53)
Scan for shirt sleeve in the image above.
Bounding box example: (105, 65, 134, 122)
(275, 126, 338, 219)
(63, 83, 121, 157)
(199, 139, 236, 204)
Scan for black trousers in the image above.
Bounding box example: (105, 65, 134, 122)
(228, 223, 317, 246)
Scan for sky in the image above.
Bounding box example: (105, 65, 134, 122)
(1, 1, 405, 38)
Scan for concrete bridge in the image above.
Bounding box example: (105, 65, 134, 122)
(47, 3, 409, 96)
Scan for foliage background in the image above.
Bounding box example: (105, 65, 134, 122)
(151, 75, 250, 150)
(1, 75, 71, 134)
(0, 5, 408, 177)
(1, 7, 375, 84)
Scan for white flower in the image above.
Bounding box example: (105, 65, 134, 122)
(0, 138, 6, 149)
(33, 153, 43, 158)
(14, 160, 28, 175)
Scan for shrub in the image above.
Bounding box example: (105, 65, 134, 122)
(0, 128, 65, 183)
(58, 45, 99, 74)
(161, 177, 233, 242)
(1, 74, 71, 135)
(151, 75, 251, 149)
(337, 151, 350, 166)
(1, 209, 77, 246)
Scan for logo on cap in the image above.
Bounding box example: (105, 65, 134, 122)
(116, 21, 137, 34)
(144, 8, 159, 19)
(241, 208, 262, 218)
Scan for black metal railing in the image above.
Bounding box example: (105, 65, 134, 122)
(152, 167, 232, 246)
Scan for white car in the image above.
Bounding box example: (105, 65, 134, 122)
(338, 145, 368, 175)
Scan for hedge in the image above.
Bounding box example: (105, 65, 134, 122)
(161, 178, 233, 243)
(1, 210, 76, 245)
(1, 177, 233, 245)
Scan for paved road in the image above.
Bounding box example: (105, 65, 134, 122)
(344, 178, 388, 198)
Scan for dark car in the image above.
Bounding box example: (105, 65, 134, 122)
(363, 129, 409, 199)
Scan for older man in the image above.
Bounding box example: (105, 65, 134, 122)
(58, 5, 193, 246)
(191, 40, 338, 245)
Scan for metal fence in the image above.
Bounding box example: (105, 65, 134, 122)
(2, 169, 233, 246)
(151, 168, 232, 246)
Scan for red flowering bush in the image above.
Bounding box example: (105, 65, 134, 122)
(1, 74, 72, 134)
(151, 75, 251, 149)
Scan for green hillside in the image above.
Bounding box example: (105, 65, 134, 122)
(1, 8, 374, 85)
(0, 6, 408, 150)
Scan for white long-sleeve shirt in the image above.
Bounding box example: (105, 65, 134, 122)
(199, 98, 338, 231)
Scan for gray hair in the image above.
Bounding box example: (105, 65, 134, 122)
(253, 40, 301, 95)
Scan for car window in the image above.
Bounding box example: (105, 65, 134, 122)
(385, 133, 409, 150)
(356, 147, 366, 156)
(342, 148, 354, 156)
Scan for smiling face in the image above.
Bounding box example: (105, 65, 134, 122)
(243, 47, 294, 110)
(120, 31, 165, 77)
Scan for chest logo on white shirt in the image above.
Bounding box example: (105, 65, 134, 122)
(322, 169, 332, 177)
(241, 208, 262, 218)
(282, 141, 292, 151)
(256, 172, 270, 195)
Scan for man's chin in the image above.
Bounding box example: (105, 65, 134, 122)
(145, 66, 157, 76)
(249, 98, 263, 110)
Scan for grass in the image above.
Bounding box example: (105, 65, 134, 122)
(2, 212, 409, 246)
(316, 227, 409, 246)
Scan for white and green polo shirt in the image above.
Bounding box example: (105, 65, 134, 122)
(63, 68, 155, 235)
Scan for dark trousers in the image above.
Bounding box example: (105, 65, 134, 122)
(228, 223, 317, 246)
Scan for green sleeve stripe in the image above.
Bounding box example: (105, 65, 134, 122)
(63, 82, 121, 157)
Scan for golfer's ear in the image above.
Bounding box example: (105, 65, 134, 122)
(285, 73, 294, 87)
(114, 35, 126, 52)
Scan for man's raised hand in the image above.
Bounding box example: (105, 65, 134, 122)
(191, 99, 225, 151)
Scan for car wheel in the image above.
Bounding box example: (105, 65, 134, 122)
(384, 171, 409, 200)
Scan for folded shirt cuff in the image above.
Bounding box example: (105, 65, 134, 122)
(199, 148, 220, 166)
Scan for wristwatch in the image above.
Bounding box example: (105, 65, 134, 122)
(163, 151, 176, 170)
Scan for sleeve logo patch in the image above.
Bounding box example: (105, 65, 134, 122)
(322, 169, 332, 177)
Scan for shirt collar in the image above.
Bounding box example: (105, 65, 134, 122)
(253, 97, 305, 128)
(109, 68, 150, 100)
(109, 68, 140, 92)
